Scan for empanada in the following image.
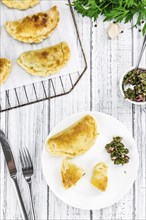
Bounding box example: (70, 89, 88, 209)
(2, 0, 40, 10)
(17, 42, 70, 76)
(47, 115, 98, 157)
(0, 58, 12, 85)
(61, 158, 85, 189)
(5, 6, 59, 43)
(90, 162, 108, 191)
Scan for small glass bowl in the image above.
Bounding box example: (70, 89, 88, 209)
(119, 66, 146, 105)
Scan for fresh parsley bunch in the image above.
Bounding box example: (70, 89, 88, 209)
(72, 0, 146, 34)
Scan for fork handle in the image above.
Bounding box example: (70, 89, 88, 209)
(28, 181, 35, 220)
(12, 177, 28, 220)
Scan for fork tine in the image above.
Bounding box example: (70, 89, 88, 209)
(21, 147, 29, 168)
(22, 147, 30, 168)
(24, 147, 33, 168)
(19, 148, 25, 168)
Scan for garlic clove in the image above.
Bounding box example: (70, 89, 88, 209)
(107, 23, 121, 39)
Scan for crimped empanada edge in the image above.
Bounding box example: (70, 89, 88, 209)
(17, 42, 70, 76)
(47, 115, 98, 157)
(5, 6, 60, 43)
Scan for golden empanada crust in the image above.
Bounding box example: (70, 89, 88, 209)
(6, 6, 59, 43)
(2, 0, 40, 10)
(61, 159, 85, 189)
(90, 162, 108, 191)
(17, 42, 70, 76)
(47, 115, 98, 157)
(0, 58, 12, 85)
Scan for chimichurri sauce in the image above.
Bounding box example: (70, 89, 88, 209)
(122, 69, 146, 102)
(105, 136, 130, 165)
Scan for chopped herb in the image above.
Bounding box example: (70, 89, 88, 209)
(105, 136, 130, 165)
(71, 0, 146, 35)
(122, 68, 146, 102)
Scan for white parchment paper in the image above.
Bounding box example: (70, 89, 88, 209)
(0, 0, 80, 91)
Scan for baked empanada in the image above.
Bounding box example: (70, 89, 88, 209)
(47, 115, 98, 157)
(2, 0, 40, 10)
(17, 42, 70, 76)
(90, 162, 108, 191)
(0, 58, 12, 85)
(5, 6, 59, 43)
(61, 158, 85, 189)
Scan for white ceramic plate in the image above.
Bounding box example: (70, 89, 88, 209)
(42, 112, 139, 210)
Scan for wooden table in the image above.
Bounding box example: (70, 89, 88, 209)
(0, 4, 146, 220)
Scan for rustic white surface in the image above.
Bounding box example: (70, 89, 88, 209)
(0, 1, 146, 219)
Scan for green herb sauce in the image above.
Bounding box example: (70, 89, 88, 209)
(122, 69, 146, 102)
(105, 136, 130, 165)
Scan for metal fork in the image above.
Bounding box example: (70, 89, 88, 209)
(19, 147, 35, 220)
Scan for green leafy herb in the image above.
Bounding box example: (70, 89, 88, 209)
(72, 0, 146, 34)
(105, 136, 130, 165)
(122, 68, 146, 102)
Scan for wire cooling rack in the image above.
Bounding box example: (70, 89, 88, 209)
(0, 0, 87, 113)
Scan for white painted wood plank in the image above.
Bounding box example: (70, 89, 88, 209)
(91, 20, 134, 219)
(0, 100, 49, 219)
(132, 29, 146, 220)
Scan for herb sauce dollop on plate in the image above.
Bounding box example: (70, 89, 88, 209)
(105, 136, 130, 165)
